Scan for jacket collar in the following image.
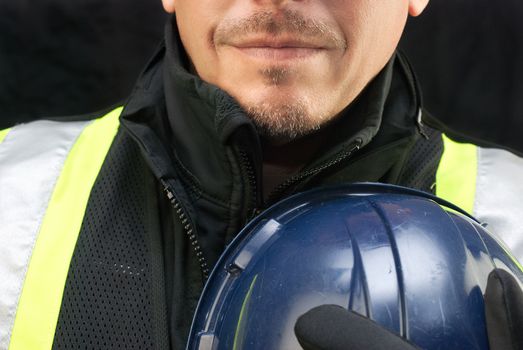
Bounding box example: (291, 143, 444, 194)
(121, 15, 421, 204)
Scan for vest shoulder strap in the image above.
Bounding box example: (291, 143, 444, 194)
(0, 107, 121, 350)
(437, 135, 523, 264)
(436, 135, 478, 214)
(0, 128, 10, 144)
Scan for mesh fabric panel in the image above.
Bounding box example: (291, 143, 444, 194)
(52, 131, 168, 349)
(399, 125, 443, 193)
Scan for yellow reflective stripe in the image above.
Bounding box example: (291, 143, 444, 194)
(436, 135, 478, 215)
(8, 107, 122, 350)
(0, 128, 10, 144)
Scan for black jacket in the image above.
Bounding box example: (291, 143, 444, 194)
(50, 19, 442, 349)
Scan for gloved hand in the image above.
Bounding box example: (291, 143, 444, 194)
(485, 268, 523, 350)
(294, 268, 523, 350)
(294, 304, 419, 350)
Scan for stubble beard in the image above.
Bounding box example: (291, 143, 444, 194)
(213, 9, 345, 141)
(246, 99, 317, 141)
(243, 70, 326, 141)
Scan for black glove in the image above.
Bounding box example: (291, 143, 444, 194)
(294, 304, 418, 350)
(485, 268, 523, 350)
(294, 268, 523, 350)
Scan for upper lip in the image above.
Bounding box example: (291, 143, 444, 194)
(226, 36, 327, 50)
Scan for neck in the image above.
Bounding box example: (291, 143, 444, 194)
(261, 129, 327, 199)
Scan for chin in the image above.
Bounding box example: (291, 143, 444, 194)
(237, 92, 327, 140)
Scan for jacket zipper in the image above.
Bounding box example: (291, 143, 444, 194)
(266, 140, 362, 205)
(238, 149, 260, 222)
(160, 179, 210, 280)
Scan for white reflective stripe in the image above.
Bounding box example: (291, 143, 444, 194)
(0, 119, 90, 349)
(474, 147, 523, 263)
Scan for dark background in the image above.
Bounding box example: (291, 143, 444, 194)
(400, 0, 523, 154)
(0, 0, 166, 122)
(1, 0, 522, 152)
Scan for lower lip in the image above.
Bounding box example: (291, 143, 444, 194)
(233, 47, 323, 60)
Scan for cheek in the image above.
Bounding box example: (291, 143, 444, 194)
(175, 0, 236, 55)
(368, 2, 409, 47)
(334, 0, 408, 46)
(175, 5, 223, 82)
(335, 1, 408, 71)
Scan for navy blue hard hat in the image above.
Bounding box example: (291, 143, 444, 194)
(187, 183, 523, 350)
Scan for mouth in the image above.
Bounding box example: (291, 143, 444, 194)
(224, 36, 328, 61)
(234, 46, 324, 60)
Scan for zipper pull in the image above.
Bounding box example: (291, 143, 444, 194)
(248, 208, 262, 222)
(349, 139, 362, 153)
(416, 109, 429, 140)
(160, 179, 174, 200)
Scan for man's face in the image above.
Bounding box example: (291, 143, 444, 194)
(164, 0, 427, 140)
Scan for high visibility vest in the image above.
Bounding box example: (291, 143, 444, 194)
(0, 108, 121, 350)
(0, 108, 522, 349)
(436, 135, 523, 261)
